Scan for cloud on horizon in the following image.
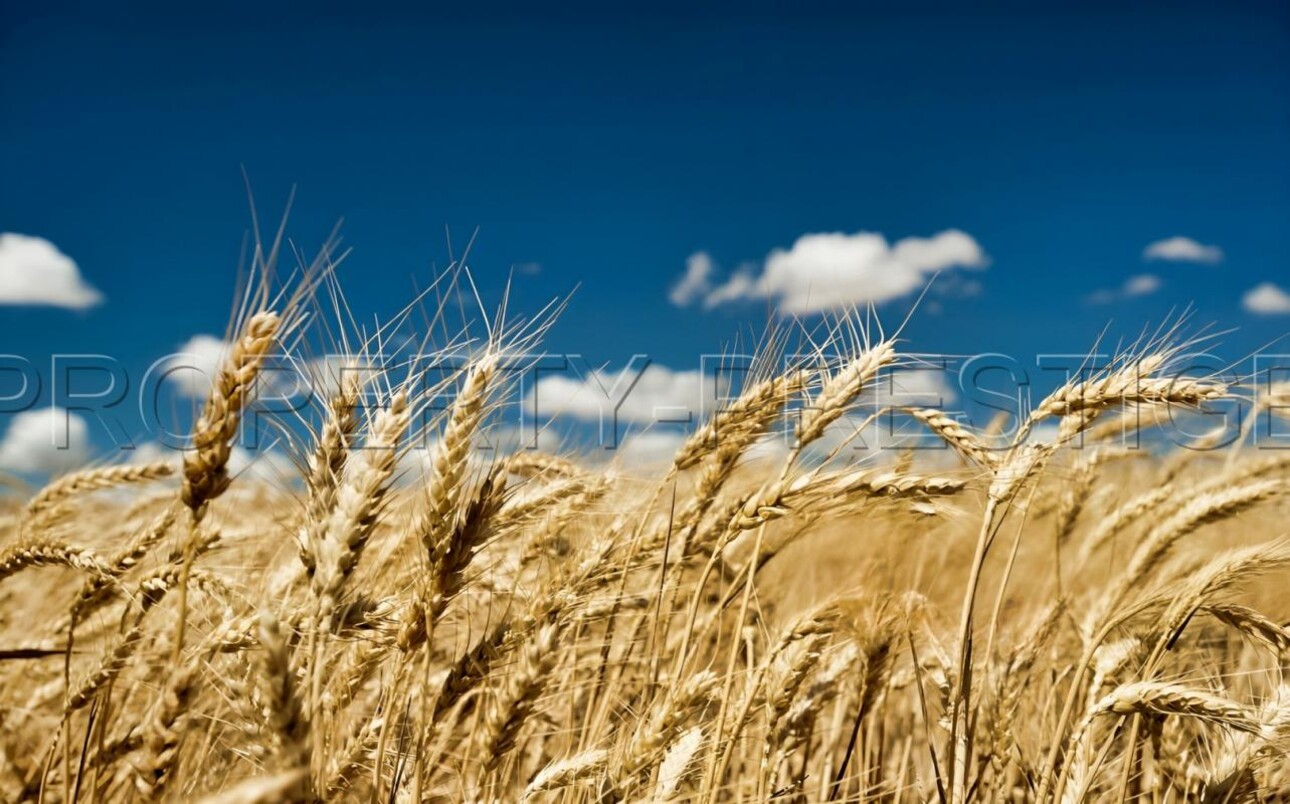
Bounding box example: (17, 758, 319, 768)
(527, 364, 711, 425)
(1143, 236, 1223, 264)
(670, 229, 987, 314)
(1243, 282, 1290, 314)
(162, 334, 232, 397)
(0, 233, 103, 309)
(525, 359, 958, 435)
(0, 407, 92, 474)
(1087, 273, 1163, 305)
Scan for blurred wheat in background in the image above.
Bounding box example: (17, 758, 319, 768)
(1, 258, 1288, 804)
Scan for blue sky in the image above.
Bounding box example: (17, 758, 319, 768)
(2, 1, 1289, 468)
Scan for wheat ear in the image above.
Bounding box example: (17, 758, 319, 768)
(674, 370, 806, 470)
(477, 622, 561, 776)
(796, 340, 896, 448)
(135, 667, 198, 799)
(256, 610, 310, 779)
(0, 539, 109, 585)
(173, 311, 280, 661)
(521, 750, 608, 800)
(26, 461, 174, 520)
(1028, 356, 1225, 432)
(1094, 681, 1262, 734)
(298, 373, 362, 579)
(906, 407, 998, 469)
(651, 726, 705, 802)
(1090, 479, 1282, 631)
(614, 671, 719, 792)
(504, 451, 579, 479)
(181, 310, 281, 519)
(419, 353, 499, 562)
(312, 390, 409, 612)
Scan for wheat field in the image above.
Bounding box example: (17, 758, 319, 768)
(1, 264, 1288, 803)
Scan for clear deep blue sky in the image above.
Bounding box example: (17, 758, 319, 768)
(3, 1, 1289, 454)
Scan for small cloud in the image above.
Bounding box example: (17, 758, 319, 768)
(125, 441, 179, 466)
(0, 407, 91, 474)
(930, 273, 983, 299)
(0, 233, 103, 309)
(1243, 282, 1290, 314)
(669, 252, 714, 307)
(514, 262, 542, 276)
(673, 230, 987, 315)
(1123, 274, 1163, 297)
(1088, 274, 1163, 304)
(1143, 236, 1223, 264)
(871, 367, 959, 407)
(162, 335, 232, 397)
(702, 267, 757, 309)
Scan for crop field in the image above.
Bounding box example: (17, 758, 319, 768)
(0, 261, 1286, 804)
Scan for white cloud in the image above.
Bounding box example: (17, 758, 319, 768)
(228, 445, 295, 483)
(0, 233, 103, 309)
(162, 335, 231, 397)
(523, 358, 959, 469)
(612, 430, 687, 469)
(528, 359, 958, 427)
(0, 407, 91, 474)
(675, 230, 987, 314)
(702, 269, 757, 309)
(869, 366, 958, 407)
(1243, 282, 1290, 314)
(1123, 274, 1163, 297)
(527, 364, 713, 425)
(1143, 236, 1223, 264)
(1088, 274, 1163, 305)
(482, 424, 567, 457)
(124, 441, 179, 467)
(165, 337, 358, 404)
(668, 252, 715, 307)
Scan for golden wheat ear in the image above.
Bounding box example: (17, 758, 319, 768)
(182, 310, 283, 520)
(26, 461, 174, 523)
